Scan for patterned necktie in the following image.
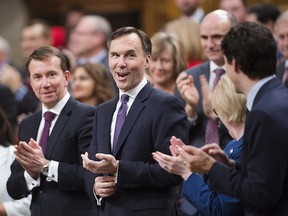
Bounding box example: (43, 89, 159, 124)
(283, 67, 288, 87)
(205, 68, 225, 144)
(39, 111, 56, 153)
(113, 94, 129, 153)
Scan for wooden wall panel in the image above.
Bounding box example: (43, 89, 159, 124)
(23, 0, 288, 37)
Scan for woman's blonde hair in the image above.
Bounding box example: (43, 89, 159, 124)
(164, 18, 207, 63)
(212, 75, 246, 122)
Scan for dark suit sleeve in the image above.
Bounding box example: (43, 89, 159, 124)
(7, 160, 31, 199)
(7, 122, 31, 199)
(209, 111, 288, 209)
(117, 96, 188, 188)
(57, 105, 95, 190)
(181, 139, 244, 216)
(181, 173, 244, 216)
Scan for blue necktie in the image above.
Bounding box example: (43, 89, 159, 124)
(113, 94, 129, 153)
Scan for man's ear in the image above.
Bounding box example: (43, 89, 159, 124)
(233, 59, 240, 73)
(145, 55, 150, 69)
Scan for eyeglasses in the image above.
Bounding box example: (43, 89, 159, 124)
(213, 108, 218, 117)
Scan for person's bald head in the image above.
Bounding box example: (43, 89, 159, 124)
(200, 10, 237, 66)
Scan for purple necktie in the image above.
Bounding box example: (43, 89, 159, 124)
(113, 94, 129, 153)
(205, 68, 225, 144)
(39, 111, 56, 153)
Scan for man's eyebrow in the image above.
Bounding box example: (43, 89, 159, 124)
(126, 49, 136, 53)
(110, 51, 118, 55)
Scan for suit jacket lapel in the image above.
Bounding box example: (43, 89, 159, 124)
(113, 83, 152, 156)
(45, 97, 76, 158)
(101, 98, 118, 154)
(31, 112, 42, 141)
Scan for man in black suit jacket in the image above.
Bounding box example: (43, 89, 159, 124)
(176, 22, 288, 216)
(7, 46, 97, 216)
(81, 27, 189, 216)
(176, 10, 237, 149)
(275, 10, 288, 85)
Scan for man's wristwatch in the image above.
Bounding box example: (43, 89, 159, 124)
(41, 161, 51, 176)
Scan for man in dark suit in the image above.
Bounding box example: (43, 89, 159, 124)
(7, 46, 97, 216)
(275, 10, 288, 85)
(176, 22, 288, 216)
(81, 27, 189, 216)
(176, 10, 237, 149)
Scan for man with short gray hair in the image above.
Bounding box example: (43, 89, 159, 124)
(68, 15, 116, 93)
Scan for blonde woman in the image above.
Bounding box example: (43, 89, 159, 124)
(164, 18, 207, 68)
(153, 75, 246, 216)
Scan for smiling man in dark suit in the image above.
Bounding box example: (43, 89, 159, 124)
(7, 46, 97, 216)
(81, 26, 189, 216)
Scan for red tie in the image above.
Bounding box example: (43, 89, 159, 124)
(205, 68, 225, 144)
(39, 111, 56, 153)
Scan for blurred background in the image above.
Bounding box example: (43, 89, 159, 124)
(0, 0, 287, 67)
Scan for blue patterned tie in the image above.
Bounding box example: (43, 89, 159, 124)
(113, 94, 129, 153)
(205, 68, 225, 144)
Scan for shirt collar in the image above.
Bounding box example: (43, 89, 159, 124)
(210, 61, 225, 73)
(118, 77, 148, 100)
(42, 92, 70, 116)
(246, 75, 275, 111)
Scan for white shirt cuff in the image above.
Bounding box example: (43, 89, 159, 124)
(46, 160, 59, 182)
(93, 189, 102, 206)
(24, 171, 40, 190)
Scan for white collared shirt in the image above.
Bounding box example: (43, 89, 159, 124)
(110, 78, 148, 148)
(37, 92, 70, 141)
(24, 92, 70, 190)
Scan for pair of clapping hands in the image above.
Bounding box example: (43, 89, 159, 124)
(152, 136, 235, 180)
